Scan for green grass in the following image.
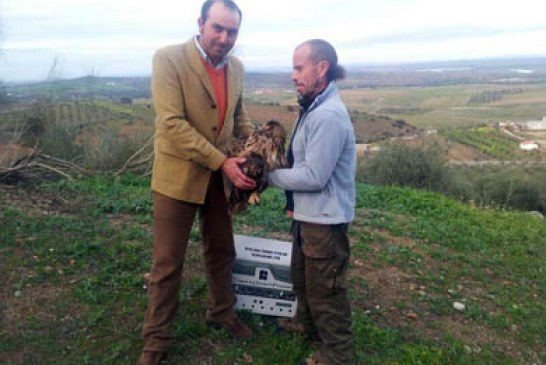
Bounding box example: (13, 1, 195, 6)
(354, 185, 546, 350)
(1, 176, 545, 364)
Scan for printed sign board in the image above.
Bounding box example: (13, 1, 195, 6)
(233, 234, 296, 317)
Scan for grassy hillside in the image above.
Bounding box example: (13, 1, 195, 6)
(0, 100, 155, 172)
(0, 100, 154, 131)
(1, 176, 544, 364)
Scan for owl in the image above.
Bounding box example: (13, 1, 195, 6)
(228, 120, 288, 213)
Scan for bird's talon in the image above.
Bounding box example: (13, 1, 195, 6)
(248, 192, 260, 205)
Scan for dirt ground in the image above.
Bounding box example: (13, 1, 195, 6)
(447, 141, 490, 161)
(348, 236, 526, 361)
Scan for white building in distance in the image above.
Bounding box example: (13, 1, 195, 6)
(521, 117, 546, 131)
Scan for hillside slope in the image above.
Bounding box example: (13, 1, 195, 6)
(1, 178, 545, 364)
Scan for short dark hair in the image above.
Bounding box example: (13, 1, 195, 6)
(201, 0, 242, 24)
(301, 39, 346, 82)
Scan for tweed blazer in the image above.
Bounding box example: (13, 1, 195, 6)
(151, 38, 252, 204)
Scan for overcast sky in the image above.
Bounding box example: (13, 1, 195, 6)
(1, 0, 546, 82)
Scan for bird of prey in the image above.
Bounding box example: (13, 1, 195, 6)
(228, 120, 288, 213)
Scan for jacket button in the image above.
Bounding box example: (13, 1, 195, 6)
(211, 104, 217, 109)
(212, 127, 218, 131)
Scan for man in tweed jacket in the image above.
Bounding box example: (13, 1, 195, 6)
(137, 1, 255, 364)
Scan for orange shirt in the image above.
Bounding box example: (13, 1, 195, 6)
(203, 60, 227, 134)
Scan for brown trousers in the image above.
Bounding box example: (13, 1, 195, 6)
(292, 221, 354, 365)
(141, 172, 236, 352)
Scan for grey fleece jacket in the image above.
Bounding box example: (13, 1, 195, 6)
(267, 82, 356, 224)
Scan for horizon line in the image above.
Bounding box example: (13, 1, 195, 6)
(4, 54, 546, 84)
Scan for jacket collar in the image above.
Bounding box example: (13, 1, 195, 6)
(301, 82, 337, 113)
(194, 35, 229, 70)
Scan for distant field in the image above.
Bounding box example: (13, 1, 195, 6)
(245, 102, 297, 127)
(339, 83, 546, 130)
(244, 89, 295, 106)
(4, 70, 546, 161)
(244, 82, 546, 132)
(444, 126, 535, 160)
(6, 62, 546, 134)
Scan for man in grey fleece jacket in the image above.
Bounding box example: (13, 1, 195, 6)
(267, 39, 356, 365)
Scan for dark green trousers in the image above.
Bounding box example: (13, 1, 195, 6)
(292, 221, 354, 365)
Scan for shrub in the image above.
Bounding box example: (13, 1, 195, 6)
(19, 117, 47, 147)
(360, 142, 546, 213)
(38, 125, 83, 161)
(457, 166, 546, 213)
(358, 142, 451, 192)
(81, 129, 152, 171)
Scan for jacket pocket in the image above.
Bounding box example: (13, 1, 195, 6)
(308, 257, 348, 297)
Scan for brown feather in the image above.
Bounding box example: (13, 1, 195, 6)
(228, 120, 288, 213)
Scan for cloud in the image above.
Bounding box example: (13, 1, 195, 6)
(342, 25, 546, 48)
(1, 0, 546, 81)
